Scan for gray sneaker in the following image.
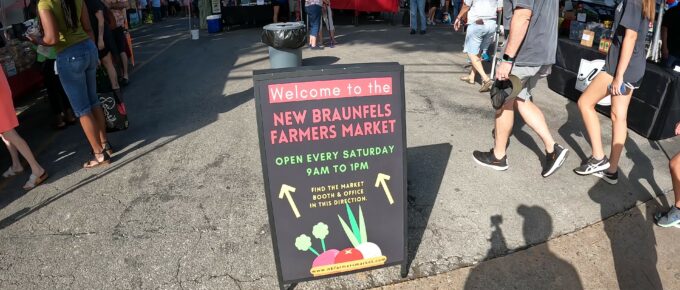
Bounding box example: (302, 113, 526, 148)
(655, 206, 680, 228)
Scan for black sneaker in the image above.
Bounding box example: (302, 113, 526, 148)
(574, 156, 610, 175)
(420, 30, 427, 35)
(593, 170, 618, 185)
(542, 143, 569, 177)
(473, 149, 508, 171)
(410, 29, 416, 35)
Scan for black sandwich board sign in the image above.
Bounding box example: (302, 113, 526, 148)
(253, 63, 408, 288)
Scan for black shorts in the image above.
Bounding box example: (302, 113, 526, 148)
(112, 26, 128, 55)
(96, 28, 119, 59)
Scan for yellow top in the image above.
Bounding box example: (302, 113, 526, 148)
(37, 0, 90, 52)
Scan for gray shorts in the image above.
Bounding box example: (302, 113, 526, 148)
(511, 65, 552, 101)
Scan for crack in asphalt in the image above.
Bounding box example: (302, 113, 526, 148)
(3, 231, 99, 239)
(175, 230, 204, 289)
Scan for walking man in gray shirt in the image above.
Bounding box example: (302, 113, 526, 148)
(472, 0, 569, 177)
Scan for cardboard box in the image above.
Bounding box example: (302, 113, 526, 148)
(581, 30, 595, 47)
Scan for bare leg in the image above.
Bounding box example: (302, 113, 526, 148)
(119, 52, 129, 80)
(91, 106, 109, 146)
(0, 130, 44, 176)
(1, 133, 23, 172)
(79, 112, 105, 155)
(101, 53, 120, 90)
(493, 98, 516, 158)
(516, 99, 556, 152)
(607, 89, 633, 173)
(273, 5, 280, 23)
(468, 54, 490, 82)
(577, 72, 612, 160)
(670, 153, 680, 208)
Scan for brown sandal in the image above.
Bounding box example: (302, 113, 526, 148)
(84, 151, 111, 169)
(460, 76, 475, 84)
(102, 142, 114, 157)
(479, 79, 494, 92)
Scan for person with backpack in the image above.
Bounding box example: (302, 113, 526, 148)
(574, 0, 655, 184)
(104, 0, 131, 85)
(31, 0, 113, 168)
(84, 0, 124, 99)
(472, 0, 569, 177)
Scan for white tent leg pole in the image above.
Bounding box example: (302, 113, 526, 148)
(648, 3, 665, 62)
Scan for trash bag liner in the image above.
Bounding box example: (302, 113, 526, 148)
(262, 22, 307, 49)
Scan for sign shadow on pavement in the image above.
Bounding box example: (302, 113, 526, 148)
(405, 143, 452, 272)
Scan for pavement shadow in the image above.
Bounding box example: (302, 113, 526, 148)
(404, 143, 452, 271)
(463, 205, 584, 289)
(510, 109, 545, 163)
(334, 25, 465, 54)
(302, 56, 340, 66)
(0, 21, 256, 224)
(588, 139, 666, 290)
(558, 101, 591, 161)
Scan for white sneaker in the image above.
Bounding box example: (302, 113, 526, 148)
(655, 206, 680, 228)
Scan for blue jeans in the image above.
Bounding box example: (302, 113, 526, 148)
(452, 0, 462, 20)
(56, 40, 100, 117)
(153, 7, 162, 21)
(410, 0, 426, 31)
(307, 5, 322, 37)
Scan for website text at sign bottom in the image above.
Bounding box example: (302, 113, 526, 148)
(310, 256, 387, 277)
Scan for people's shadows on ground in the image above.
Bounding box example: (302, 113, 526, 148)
(464, 206, 583, 290)
(491, 103, 545, 163)
(558, 101, 590, 161)
(405, 143, 452, 272)
(588, 162, 665, 289)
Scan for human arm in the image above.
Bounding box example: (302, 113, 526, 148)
(95, 10, 105, 49)
(661, 26, 669, 60)
(610, 28, 637, 96)
(495, 7, 532, 80)
(453, 2, 470, 31)
(34, 8, 59, 46)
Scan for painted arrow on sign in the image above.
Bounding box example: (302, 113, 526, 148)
(279, 184, 300, 218)
(374, 173, 394, 205)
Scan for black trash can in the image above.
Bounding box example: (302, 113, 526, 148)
(261, 22, 307, 69)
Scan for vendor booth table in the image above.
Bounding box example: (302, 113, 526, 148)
(547, 38, 680, 140)
(221, 4, 274, 30)
(332, 0, 399, 12)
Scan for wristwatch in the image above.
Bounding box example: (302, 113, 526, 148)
(502, 54, 515, 63)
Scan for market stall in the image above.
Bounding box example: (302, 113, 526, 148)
(332, 0, 399, 13)
(547, 38, 680, 140)
(1, 0, 44, 100)
(220, 0, 274, 30)
(546, 0, 680, 140)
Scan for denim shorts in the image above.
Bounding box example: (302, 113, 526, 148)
(463, 20, 496, 55)
(307, 4, 322, 37)
(57, 40, 100, 117)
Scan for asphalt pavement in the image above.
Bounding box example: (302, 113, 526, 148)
(0, 18, 679, 289)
